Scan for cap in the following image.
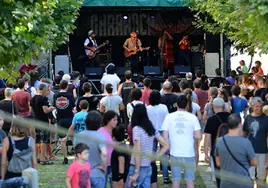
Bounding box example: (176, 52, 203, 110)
(213, 98, 225, 108)
(88, 30, 94, 36)
(186, 72, 192, 80)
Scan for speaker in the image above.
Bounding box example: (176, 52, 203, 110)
(85, 67, 103, 76)
(174, 65, 191, 74)
(144, 66, 160, 75)
(116, 67, 130, 76)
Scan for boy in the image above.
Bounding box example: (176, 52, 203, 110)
(66, 143, 91, 188)
(111, 125, 129, 188)
(64, 100, 89, 143)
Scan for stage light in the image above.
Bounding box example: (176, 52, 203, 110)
(150, 15, 155, 19)
(123, 16, 128, 20)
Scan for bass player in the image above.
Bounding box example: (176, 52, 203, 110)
(123, 32, 143, 75)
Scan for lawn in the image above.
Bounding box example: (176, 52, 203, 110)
(38, 156, 207, 188)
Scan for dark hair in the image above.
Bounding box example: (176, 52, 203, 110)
(138, 75, 145, 83)
(171, 80, 180, 93)
(125, 70, 132, 80)
(74, 143, 89, 157)
(184, 88, 193, 113)
(228, 113, 241, 129)
(112, 125, 125, 142)
(149, 90, 161, 106)
(168, 76, 178, 82)
(106, 83, 113, 94)
(79, 100, 89, 110)
(83, 82, 92, 93)
(78, 77, 89, 96)
(215, 68, 222, 76)
(60, 80, 68, 90)
(195, 69, 203, 78)
(17, 79, 25, 89)
(131, 104, 155, 136)
(179, 79, 188, 90)
(231, 85, 241, 96)
(131, 88, 142, 101)
(85, 110, 102, 130)
(219, 88, 229, 102)
(230, 70, 237, 78)
(255, 60, 261, 66)
(251, 66, 258, 73)
(103, 110, 118, 126)
(58, 71, 64, 77)
(163, 72, 169, 80)
(193, 79, 201, 89)
(107, 65, 115, 74)
(54, 75, 62, 85)
(216, 124, 229, 139)
(143, 78, 151, 88)
(177, 95, 187, 109)
(71, 71, 80, 80)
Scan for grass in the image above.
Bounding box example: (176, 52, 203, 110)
(38, 156, 207, 188)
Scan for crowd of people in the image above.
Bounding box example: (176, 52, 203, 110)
(0, 60, 267, 188)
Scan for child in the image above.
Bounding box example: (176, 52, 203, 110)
(111, 125, 129, 188)
(66, 143, 91, 188)
(0, 111, 7, 179)
(140, 77, 152, 105)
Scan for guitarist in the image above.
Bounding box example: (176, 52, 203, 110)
(84, 30, 99, 67)
(123, 32, 143, 75)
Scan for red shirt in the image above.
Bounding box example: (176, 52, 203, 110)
(194, 89, 208, 113)
(179, 39, 190, 50)
(12, 90, 31, 117)
(140, 89, 152, 106)
(258, 67, 264, 75)
(67, 160, 91, 188)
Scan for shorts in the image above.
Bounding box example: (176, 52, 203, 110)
(36, 129, 50, 144)
(170, 156, 195, 181)
(58, 118, 72, 138)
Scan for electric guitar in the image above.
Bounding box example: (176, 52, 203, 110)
(87, 40, 109, 59)
(124, 47, 150, 58)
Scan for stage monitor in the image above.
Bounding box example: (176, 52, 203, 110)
(116, 67, 131, 76)
(144, 66, 160, 76)
(174, 66, 191, 74)
(85, 67, 103, 76)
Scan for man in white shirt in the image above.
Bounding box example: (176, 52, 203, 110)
(163, 95, 201, 188)
(100, 64, 121, 94)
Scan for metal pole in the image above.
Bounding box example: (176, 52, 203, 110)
(220, 33, 225, 76)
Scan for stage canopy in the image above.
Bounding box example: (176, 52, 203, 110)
(82, 0, 189, 7)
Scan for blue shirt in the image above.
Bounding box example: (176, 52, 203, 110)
(72, 111, 88, 133)
(231, 97, 248, 114)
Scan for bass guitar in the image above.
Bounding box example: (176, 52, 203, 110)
(124, 47, 150, 58)
(87, 40, 109, 59)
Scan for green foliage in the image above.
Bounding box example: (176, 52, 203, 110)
(190, 0, 268, 54)
(0, 0, 82, 83)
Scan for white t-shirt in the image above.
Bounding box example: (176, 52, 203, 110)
(192, 102, 201, 115)
(84, 37, 97, 55)
(147, 104, 169, 131)
(162, 111, 201, 157)
(127, 100, 144, 121)
(100, 74, 121, 94)
(100, 95, 122, 114)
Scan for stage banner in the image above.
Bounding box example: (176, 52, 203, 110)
(82, 0, 190, 7)
(75, 11, 195, 37)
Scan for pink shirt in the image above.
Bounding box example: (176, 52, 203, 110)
(97, 127, 114, 166)
(140, 89, 152, 106)
(67, 160, 91, 188)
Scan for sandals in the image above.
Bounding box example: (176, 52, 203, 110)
(40, 161, 54, 165)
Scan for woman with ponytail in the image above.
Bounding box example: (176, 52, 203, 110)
(183, 88, 202, 121)
(203, 87, 219, 122)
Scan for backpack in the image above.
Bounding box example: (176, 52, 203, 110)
(8, 136, 33, 173)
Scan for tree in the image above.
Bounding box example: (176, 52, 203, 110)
(190, 0, 268, 55)
(0, 0, 82, 83)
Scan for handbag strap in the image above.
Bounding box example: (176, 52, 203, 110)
(222, 136, 250, 176)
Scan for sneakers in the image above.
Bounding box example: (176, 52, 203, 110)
(63, 157, 68, 165)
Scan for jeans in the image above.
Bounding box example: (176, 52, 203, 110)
(126, 166, 152, 188)
(105, 166, 112, 188)
(153, 137, 169, 179)
(90, 176, 106, 188)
